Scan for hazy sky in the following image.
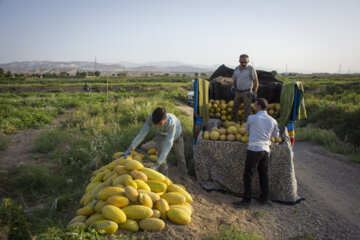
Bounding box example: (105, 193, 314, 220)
(1, 0, 359, 73)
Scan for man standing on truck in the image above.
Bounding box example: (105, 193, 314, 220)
(123, 107, 188, 176)
(233, 98, 279, 207)
(231, 54, 259, 122)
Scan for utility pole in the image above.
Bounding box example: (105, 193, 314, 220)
(106, 76, 109, 103)
(95, 57, 97, 72)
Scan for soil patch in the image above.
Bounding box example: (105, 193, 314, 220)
(0, 109, 76, 170)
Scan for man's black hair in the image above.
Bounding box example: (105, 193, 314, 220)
(152, 107, 166, 124)
(240, 54, 249, 59)
(256, 98, 268, 110)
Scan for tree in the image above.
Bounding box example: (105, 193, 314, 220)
(76, 71, 87, 77)
(5, 71, 12, 78)
(95, 71, 101, 77)
(117, 72, 127, 77)
(59, 71, 69, 77)
(0, 68, 4, 78)
(271, 70, 278, 76)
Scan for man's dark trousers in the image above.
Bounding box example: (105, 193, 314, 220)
(243, 150, 269, 201)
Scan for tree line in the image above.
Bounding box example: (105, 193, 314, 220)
(0, 68, 101, 79)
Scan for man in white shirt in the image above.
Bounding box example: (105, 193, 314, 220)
(123, 107, 187, 176)
(231, 54, 259, 122)
(233, 98, 279, 207)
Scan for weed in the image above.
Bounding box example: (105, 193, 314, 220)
(295, 127, 342, 151)
(10, 165, 66, 197)
(349, 154, 360, 164)
(295, 127, 360, 163)
(291, 232, 316, 240)
(202, 225, 264, 240)
(33, 128, 68, 153)
(0, 134, 11, 150)
(253, 210, 267, 219)
(34, 226, 107, 240)
(0, 198, 31, 240)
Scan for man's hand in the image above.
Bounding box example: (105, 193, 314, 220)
(251, 92, 257, 103)
(231, 86, 235, 95)
(120, 148, 132, 159)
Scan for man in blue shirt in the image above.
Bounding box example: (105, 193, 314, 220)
(124, 107, 187, 176)
(233, 98, 279, 207)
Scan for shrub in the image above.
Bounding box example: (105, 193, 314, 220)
(33, 128, 67, 153)
(0, 198, 31, 240)
(11, 165, 65, 196)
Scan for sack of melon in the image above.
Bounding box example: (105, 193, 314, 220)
(68, 150, 193, 235)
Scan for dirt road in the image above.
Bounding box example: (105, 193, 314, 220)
(294, 142, 360, 228)
(250, 142, 360, 239)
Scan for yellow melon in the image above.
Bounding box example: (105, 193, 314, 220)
(227, 134, 235, 141)
(220, 135, 226, 141)
(227, 126, 237, 135)
(210, 131, 220, 140)
(148, 148, 157, 155)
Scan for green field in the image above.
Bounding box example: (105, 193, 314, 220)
(0, 74, 359, 239)
(278, 74, 360, 162)
(0, 76, 197, 239)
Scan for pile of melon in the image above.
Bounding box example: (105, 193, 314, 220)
(203, 121, 250, 142)
(67, 150, 193, 235)
(203, 120, 283, 143)
(209, 99, 281, 123)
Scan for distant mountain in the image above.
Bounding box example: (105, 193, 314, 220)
(0, 60, 215, 74)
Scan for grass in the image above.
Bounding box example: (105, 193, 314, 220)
(2, 74, 359, 238)
(290, 232, 316, 240)
(295, 127, 343, 152)
(0, 134, 11, 150)
(33, 128, 68, 153)
(278, 74, 360, 162)
(253, 210, 267, 220)
(0, 76, 194, 90)
(295, 126, 360, 163)
(0, 198, 31, 240)
(202, 225, 264, 240)
(0, 76, 196, 238)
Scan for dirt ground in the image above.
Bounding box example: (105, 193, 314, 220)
(0, 109, 75, 170)
(1, 103, 360, 239)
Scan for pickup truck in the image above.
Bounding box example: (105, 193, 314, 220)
(192, 64, 283, 145)
(191, 65, 304, 204)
